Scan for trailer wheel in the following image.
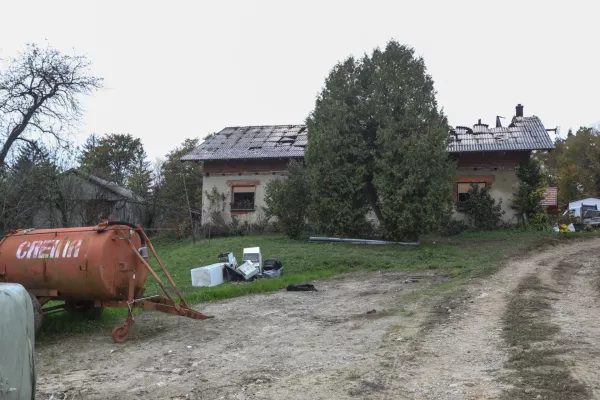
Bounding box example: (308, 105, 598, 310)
(65, 300, 104, 319)
(28, 292, 43, 334)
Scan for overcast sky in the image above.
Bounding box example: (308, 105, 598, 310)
(1, 0, 598, 161)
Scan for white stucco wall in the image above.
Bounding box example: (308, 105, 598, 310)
(453, 168, 519, 224)
(202, 172, 287, 225)
(202, 168, 520, 227)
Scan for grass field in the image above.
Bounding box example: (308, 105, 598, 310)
(38, 230, 591, 339)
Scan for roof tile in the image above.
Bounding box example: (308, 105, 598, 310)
(183, 116, 555, 161)
(449, 116, 554, 152)
(181, 125, 306, 161)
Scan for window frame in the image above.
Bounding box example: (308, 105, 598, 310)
(230, 185, 256, 211)
(456, 182, 487, 211)
(454, 176, 494, 211)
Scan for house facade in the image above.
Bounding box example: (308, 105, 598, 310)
(183, 104, 554, 225)
(181, 126, 306, 225)
(449, 104, 554, 222)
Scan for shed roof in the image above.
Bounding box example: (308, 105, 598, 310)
(181, 125, 306, 161)
(67, 169, 144, 202)
(449, 116, 554, 153)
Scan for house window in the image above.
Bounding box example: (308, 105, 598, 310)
(456, 182, 487, 211)
(231, 186, 255, 211)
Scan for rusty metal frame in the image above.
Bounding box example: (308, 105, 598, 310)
(2, 222, 212, 343)
(138, 228, 189, 308)
(38, 297, 53, 307)
(96, 297, 211, 320)
(105, 226, 213, 342)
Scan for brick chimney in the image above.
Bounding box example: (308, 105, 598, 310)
(516, 104, 524, 117)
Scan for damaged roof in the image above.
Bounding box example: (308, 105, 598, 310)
(449, 116, 554, 153)
(181, 125, 307, 161)
(183, 115, 554, 162)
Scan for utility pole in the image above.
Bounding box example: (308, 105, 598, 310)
(181, 173, 196, 244)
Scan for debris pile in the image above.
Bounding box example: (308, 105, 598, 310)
(191, 247, 283, 287)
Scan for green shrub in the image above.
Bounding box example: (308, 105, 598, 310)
(462, 183, 504, 230)
(512, 157, 547, 226)
(264, 161, 309, 239)
(442, 219, 469, 236)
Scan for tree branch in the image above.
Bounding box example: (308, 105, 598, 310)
(14, 136, 43, 155)
(0, 43, 102, 168)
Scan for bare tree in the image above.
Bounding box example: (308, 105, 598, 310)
(0, 44, 102, 166)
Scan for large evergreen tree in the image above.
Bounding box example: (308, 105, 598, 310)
(513, 156, 546, 223)
(306, 59, 372, 236)
(127, 146, 153, 198)
(0, 141, 62, 231)
(306, 41, 454, 240)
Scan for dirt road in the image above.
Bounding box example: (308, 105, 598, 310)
(36, 239, 600, 399)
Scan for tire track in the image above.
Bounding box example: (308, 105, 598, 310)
(379, 239, 600, 400)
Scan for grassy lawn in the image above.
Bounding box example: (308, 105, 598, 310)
(38, 230, 593, 339)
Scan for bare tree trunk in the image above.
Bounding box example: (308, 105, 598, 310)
(0, 103, 44, 167)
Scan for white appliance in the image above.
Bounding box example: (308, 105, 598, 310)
(190, 263, 226, 287)
(237, 261, 259, 280)
(242, 247, 262, 274)
(217, 252, 238, 268)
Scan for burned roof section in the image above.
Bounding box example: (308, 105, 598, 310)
(449, 115, 554, 153)
(183, 106, 554, 161)
(181, 125, 307, 161)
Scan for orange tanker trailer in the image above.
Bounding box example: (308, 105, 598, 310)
(0, 220, 211, 342)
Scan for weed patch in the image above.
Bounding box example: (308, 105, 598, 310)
(501, 275, 591, 400)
